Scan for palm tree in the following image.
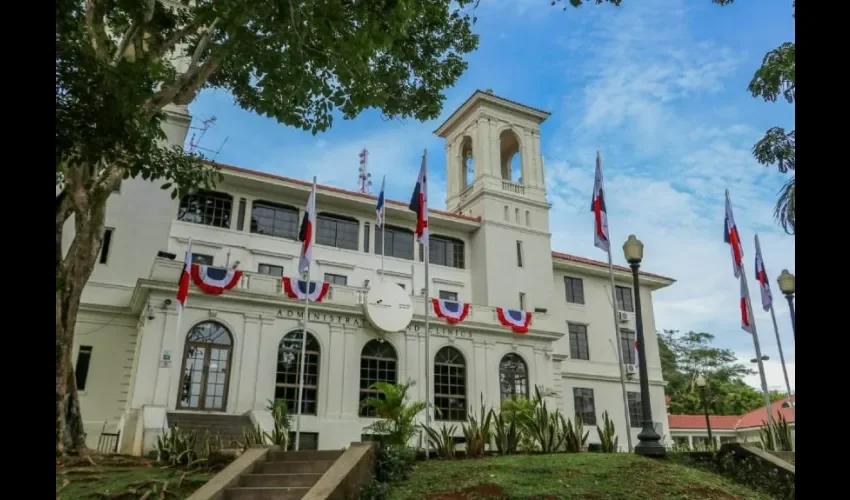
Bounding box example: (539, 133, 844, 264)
(361, 381, 426, 447)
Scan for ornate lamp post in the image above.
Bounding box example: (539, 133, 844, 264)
(623, 235, 666, 457)
(777, 270, 795, 341)
(695, 374, 713, 450)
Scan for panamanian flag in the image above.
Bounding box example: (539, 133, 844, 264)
(754, 234, 773, 311)
(724, 190, 744, 279)
(376, 175, 386, 228)
(299, 179, 317, 275)
(176, 238, 193, 309)
(408, 151, 429, 245)
(591, 152, 610, 252)
(740, 278, 754, 334)
(432, 299, 470, 325)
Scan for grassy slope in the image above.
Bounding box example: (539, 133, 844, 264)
(56, 457, 214, 499)
(388, 453, 768, 500)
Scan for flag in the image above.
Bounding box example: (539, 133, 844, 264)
(376, 175, 386, 228)
(176, 238, 193, 309)
(298, 180, 317, 274)
(754, 234, 773, 311)
(591, 152, 610, 252)
(634, 340, 639, 368)
(740, 278, 754, 334)
(724, 190, 744, 279)
(409, 151, 428, 244)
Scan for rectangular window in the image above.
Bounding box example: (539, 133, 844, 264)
(564, 277, 584, 305)
(439, 290, 458, 301)
(316, 214, 360, 250)
(515, 208, 520, 223)
(287, 432, 319, 451)
(364, 223, 371, 253)
(190, 253, 214, 266)
(177, 190, 233, 228)
(616, 286, 635, 312)
(237, 198, 247, 231)
(429, 236, 465, 269)
(250, 201, 299, 239)
(324, 273, 348, 286)
(516, 241, 524, 268)
(258, 263, 284, 277)
(375, 226, 414, 260)
(568, 323, 589, 360)
(573, 388, 597, 426)
(620, 329, 637, 365)
(99, 228, 114, 264)
(75, 346, 93, 391)
(519, 292, 526, 311)
(504, 206, 509, 221)
(525, 210, 531, 227)
(627, 391, 642, 428)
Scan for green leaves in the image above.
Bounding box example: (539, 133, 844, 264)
(749, 43, 795, 104)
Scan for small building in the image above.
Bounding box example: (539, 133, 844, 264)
(668, 396, 795, 449)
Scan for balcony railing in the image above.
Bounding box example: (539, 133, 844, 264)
(501, 180, 525, 195)
(148, 258, 558, 335)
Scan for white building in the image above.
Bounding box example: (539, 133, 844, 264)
(65, 90, 675, 455)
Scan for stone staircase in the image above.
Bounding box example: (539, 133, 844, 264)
(225, 449, 344, 500)
(167, 412, 254, 448)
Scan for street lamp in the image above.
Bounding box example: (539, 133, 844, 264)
(777, 270, 795, 341)
(623, 235, 666, 457)
(695, 375, 713, 450)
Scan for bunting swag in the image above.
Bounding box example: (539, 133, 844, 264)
(432, 299, 470, 325)
(282, 278, 331, 303)
(496, 307, 532, 334)
(191, 264, 243, 295)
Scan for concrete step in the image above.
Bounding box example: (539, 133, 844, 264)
(256, 460, 336, 475)
(267, 450, 344, 462)
(240, 473, 323, 488)
(224, 486, 310, 500)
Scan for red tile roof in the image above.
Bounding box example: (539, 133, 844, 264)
(736, 396, 795, 429)
(668, 414, 740, 430)
(551, 252, 674, 282)
(668, 395, 795, 431)
(213, 161, 674, 281)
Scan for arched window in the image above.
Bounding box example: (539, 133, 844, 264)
(499, 353, 529, 401)
(276, 330, 321, 415)
(359, 340, 398, 417)
(434, 346, 467, 421)
(460, 136, 474, 189)
(178, 321, 233, 411)
(499, 130, 522, 183)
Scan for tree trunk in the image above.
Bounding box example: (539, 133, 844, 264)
(56, 181, 110, 456)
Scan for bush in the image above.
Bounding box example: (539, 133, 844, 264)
(671, 448, 795, 500)
(359, 445, 416, 500)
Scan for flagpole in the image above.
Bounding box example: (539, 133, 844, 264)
(740, 268, 777, 450)
(169, 237, 192, 410)
(294, 176, 317, 452)
(381, 221, 386, 281)
(767, 304, 795, 434)
(422, 150, 432, 462)
(606, 248, 635, 452)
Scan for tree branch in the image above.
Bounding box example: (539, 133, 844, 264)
(112, 0, 156, 65)
(85, 0, 110, 60)
(187, 18, 220, 72)
(143, 53, 223, 115)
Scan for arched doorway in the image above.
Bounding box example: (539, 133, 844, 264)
(177, 321, 234, 411)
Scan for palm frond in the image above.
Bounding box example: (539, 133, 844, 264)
(774, 175, 795, 235)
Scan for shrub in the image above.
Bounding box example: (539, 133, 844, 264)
(596, 411, 619, 453)
(462, 395, 492, 458)
(359, 445, 416, 500)
(423, 424, 457, 459)
(361, 382, 426, 447)
(490, 408, 518, 455)
(759, 414, 793, 451)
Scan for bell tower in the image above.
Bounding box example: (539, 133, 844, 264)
(434, 90, 555, 310)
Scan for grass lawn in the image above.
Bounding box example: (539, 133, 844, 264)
(387, 453, 769, 500)
(56, 455, 214, 499)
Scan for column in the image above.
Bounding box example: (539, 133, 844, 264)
(532, 131, 543, 187)
(132, 310, 173, 408)
(254, 317, 279, 411)
(522, 129, 533, 186)
(475, 118, 489, 179)
(405, 331, 422, 401)
(484, 342, 499, 405)
(154, 309, 181, 408)
(326, 325, 349, 418)
(472, 340, 488, 407)
(445, 141, 457, 199)
(236, 314, 261, 413)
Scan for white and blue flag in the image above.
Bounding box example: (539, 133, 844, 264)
(376, 175, 386, 228)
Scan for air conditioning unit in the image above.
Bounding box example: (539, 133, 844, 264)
(618, 311, 630, 323)
(625, 364, 637, 376)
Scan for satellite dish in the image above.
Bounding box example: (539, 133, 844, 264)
(364, 282, 413, 333)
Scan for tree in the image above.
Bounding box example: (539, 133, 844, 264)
(551, 0, 795, 234)
(56, 0, 479, 456)
(658, 330, 781, 416)
(361, 382, 426, 447)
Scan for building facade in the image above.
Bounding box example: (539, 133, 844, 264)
(65, 91, 675, 455)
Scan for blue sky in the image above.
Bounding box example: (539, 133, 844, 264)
(189, 0, 795, 391)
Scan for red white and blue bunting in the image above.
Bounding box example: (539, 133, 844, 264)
(282, 278, 331, 303)
(191, 264, 243, 295)
(496, 307, 532, 334)
(432, 299, 470, 325)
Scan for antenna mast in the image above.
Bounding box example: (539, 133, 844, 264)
(357, 148, 372, 194)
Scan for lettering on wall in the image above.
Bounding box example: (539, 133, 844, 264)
(274, 308, 472, 338)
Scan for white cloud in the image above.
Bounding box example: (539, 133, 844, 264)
(737, 352, 795, 393)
